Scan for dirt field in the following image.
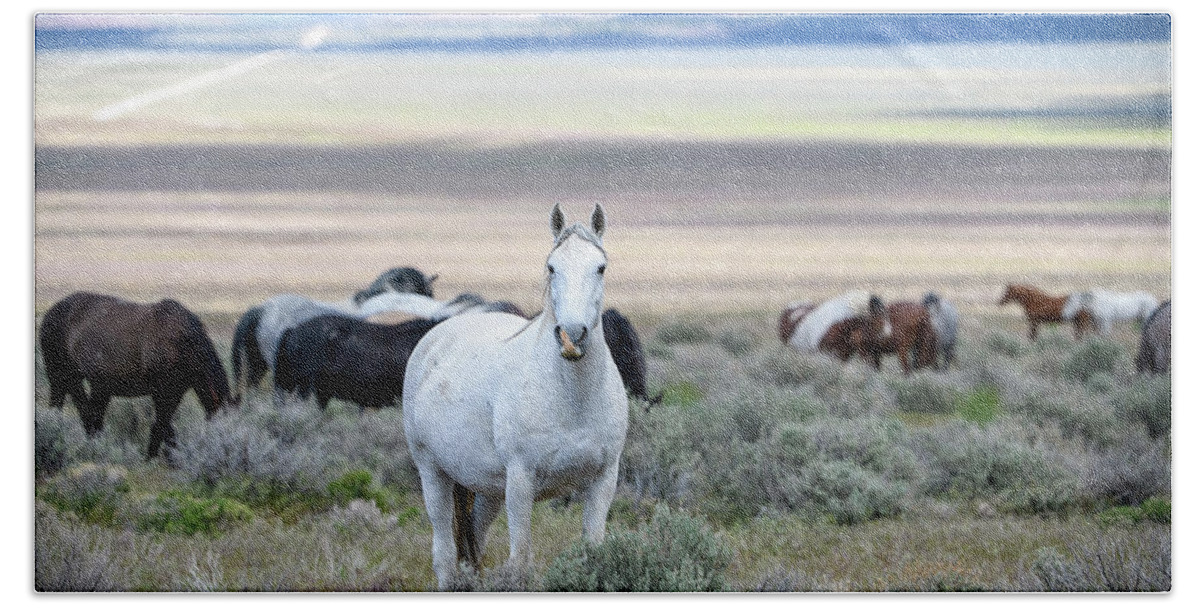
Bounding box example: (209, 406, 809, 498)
(34, 139, 1170, 337)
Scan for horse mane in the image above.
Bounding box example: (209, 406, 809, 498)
(167, 300, 231, 407)
(552, 223, 606, 257)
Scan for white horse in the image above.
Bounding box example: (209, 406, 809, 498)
(787, 290, 873, 353)
(1061, 289, 1159, 335)
(922, 291, 959, 369)
(403, 204, 628, 589)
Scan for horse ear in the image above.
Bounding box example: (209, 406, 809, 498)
(591, 204, 606, 238)
(550, 203, 565, 237)
(428, 273, 439, 284)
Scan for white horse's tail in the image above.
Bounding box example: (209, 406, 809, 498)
(452, 483, 480, 570)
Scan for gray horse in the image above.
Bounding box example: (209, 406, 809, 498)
(923, 292, 959, 370)
(1135, 300, 1171, 375)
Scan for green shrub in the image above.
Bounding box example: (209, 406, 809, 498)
(658, 381, 704, 408)
(41, 463, 130, 525)
(542, 505, 732, 592)
(1141, 497, 1170, 524)
(327, 469, 399, 513)
(894, 374, 961, 415)
(131, 491, 253, 535)
(656, 320, 713, 345)
(984, 332, 1026, 358)
(717, 329, 760, 356)
(957, 387, 1001, 424)
(1062, 337, 1124, 383)
(1097, 505, 1145, 527)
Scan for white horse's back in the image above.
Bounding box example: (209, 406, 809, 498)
(788, 290, 868, 352)
(1063, 288, 1160, 334)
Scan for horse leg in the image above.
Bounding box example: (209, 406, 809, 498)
(1028, 321, 1038, 341)
(81, 388, 111, 437)
(415, 465, 459, 590)
(580, 460, 620, 545)
(504, 462, 536, 572)
(471, 493, 504, 568)
(147, 390, 183, 460)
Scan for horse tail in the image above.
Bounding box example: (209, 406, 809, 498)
(452, 483, 480, 569)
(231, 306, 266, 405)
(38, 293, 89, 409)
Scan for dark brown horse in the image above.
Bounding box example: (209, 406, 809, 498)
(1135, 300, 1171, 375)
(859, 301, 937, 375)
(38, 292, 231, 459)
(998, 283, 1093, 340)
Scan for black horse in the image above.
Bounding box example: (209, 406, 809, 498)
(602, 308, 662, 406)
(231, 266, 437, 403)
(274, 315, 439, 410)
(38, 292, 231, 459)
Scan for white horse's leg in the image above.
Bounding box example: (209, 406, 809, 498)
(580, 460, 620, 544)
(504, 463, 536, 570)
(472, 493, 503, 565)
(416, 465, 458, 590)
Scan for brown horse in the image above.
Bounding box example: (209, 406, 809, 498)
(38, 292, 231, 459)
(858, 301, 938, 375)
(780, 295, 897, 369)
(998, 283, 1093, 341)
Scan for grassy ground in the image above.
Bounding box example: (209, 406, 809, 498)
(34, 319, 1170, 591)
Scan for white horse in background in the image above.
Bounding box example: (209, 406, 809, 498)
(787, 290, 874, 353)
(923, 292, 959, 369)
(1061, 288, 1159, 335)
(403, 204, 628, 589)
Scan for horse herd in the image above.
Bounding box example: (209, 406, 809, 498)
(35, 205, 1170, 589)
(778, 282, 1168, 377)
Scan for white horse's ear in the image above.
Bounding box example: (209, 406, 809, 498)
(590, 204, 606, 238)
(428, 273, 439, 284)
(550, 203, 565, 237)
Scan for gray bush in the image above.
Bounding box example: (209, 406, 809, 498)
(542, 505, 732, 592)
(914, 421, 1082, 513)
(1062, 337, 1125, 383)
(1113, 375, 1171, 440)
(1026, 533, 1170, 591)
(1084, 434, 1170, 506)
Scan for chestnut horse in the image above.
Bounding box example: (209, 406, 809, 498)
(38, 292, 231, 459)
(779, 295, 895, 367)
(859, 301, 938, 375)
(998, 283, 1093, 341)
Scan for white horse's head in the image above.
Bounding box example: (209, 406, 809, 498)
(546, 203, 608, 361)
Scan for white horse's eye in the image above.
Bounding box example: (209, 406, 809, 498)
(547, 265, 555, 274)
(597, 265, 606, 275)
